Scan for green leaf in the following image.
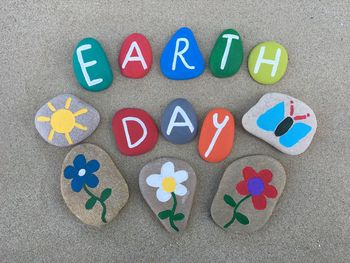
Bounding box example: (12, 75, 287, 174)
(158, 210, 171, 219)
(235, 212, 249, 225)
(173, 213, 185, 221)
(85, 197, 97, 210)
(100, 188, 112, 202)
(224, 194, 236, 207)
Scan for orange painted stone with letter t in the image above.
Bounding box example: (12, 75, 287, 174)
(198, 108, 235, 162)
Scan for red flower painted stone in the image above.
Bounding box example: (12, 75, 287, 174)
(112, 108, 158, 156)
(211, 155, 286, 232)
(118, 33, 153, 79)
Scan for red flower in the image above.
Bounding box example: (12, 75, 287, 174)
(236, 166, 278, 210)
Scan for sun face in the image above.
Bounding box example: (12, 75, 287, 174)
(36, 97, 88, 144)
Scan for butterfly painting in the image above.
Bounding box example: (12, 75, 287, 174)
(256, 100, 312, 148)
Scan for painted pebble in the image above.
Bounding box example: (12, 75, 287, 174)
(160, 98, 198, 144)
(73, 37, 113, 92)
(242, 93, 317, 155)
(209, 29, 243, 78)
(61, 143, 129, 226)
(139, 158, 196, 233)
(248, 41, 288, 85)
(211, 155, 286, 232)
(35, 94, 100, 147)
(160, 27, 205, 80)
(112, 108, 158, 156)
(118, 33, 153, 79)
(198, 108, 235, 163)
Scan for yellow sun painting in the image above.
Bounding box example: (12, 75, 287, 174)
(36, 97, 89, 145)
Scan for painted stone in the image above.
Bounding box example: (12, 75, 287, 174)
(198, 108, 235, 163)
(35, 94, 100, 147)
(160, 98, 198, 144)
(211, 155, 286, 232)
(139, 158, 196, 233)
(160, 27, 205, 80)
(61, 143, 129, 226)
(72, 38, 113, 92)
(209, 29, 243, 78)
(248, 41, 288, 85)
(118, 33, 152, 79)
(242, 93, 317, 155)
(112, 108, 158, 156)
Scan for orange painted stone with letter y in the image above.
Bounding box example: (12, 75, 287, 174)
(198, 108, 235, 162)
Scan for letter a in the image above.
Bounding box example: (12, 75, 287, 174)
(166, 106, 195, 135)
(122, 41, 148, 70)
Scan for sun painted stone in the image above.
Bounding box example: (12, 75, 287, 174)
(248, 41, 288, 85)
(209, 29, 243, 78)
(112, 108, 158, 156)
(118, 33, 152, 79)
(72, 37, 113, 92)
(139, 158, 196, 233)
(160, 27, 205, 80)
(160, 98, 198, 144)
(35, 94, 100, 147)
(61, 143, 129, 226)
(242, 93, 317, 155)
(211, 155, 286, 232)
(198, 108, 235, 163)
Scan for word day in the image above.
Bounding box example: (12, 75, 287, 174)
(72, 27, 289, 91)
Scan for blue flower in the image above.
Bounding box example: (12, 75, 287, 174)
(64, 154, 100, 192)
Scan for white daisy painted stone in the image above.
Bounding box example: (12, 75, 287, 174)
(35, 94, 100, 147)
(242, 93, 317, 155)
(211, 155, 286, 232)
(139, 158, 197, 233)
(61, 143, 129, 226)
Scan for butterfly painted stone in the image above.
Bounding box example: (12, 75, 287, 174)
(209, 29, 243, 78)
(160, 27, 205, 80)
(160, 98, 198, 144)
(61, 143, 129, 226)
(139, 158, 197, 233)
(73, 38, 113, 92)
(35, 94, 100, 147)
(211, 155, 286, 232)
(198, 108, 235, 162)
(248, 41, 288, 85)
(242, 93, 317, 155)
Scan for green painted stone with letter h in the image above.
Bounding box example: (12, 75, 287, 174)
(209, 29, 243, 78)
(73, 38, 113, 92)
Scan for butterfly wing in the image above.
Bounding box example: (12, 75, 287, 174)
(256, 102, 285, 131)
(279, 123, 312, 148)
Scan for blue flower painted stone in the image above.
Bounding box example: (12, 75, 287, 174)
(160, 27, 205, 80)
(160, 98, 198, 144)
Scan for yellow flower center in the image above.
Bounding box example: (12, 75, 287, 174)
(161, 177, 176, 193)
(50, 109, 75, 133)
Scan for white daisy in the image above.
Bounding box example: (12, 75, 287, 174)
(146, 161, 188, 202)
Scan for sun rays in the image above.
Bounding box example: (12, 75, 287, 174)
(36, 97, 89, 145)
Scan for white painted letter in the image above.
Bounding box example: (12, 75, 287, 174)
(122, 41, 148, 70)
(122, 117, 147, 148)
(253, 46, 281, 77)
(76, 44, 103, 87)
(166, 106, 194, 135)
(220, 34, 240, 70)
(172, 38, 195, 71)
(204, 113, 230, 158)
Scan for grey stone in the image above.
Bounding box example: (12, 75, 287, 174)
(211, 155, 286, 232)
(35, 94, 100, 147)
(61, 143, 129, 226)
(139, 158, 196, 233)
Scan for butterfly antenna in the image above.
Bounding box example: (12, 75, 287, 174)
(290, 100, 294, 116)
(294, 113, 310, 120)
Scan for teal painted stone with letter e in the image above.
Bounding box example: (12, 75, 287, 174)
(73, 38, 113, 92)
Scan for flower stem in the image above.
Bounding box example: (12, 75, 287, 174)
(224, 194, 252, 229)
(83, 185, 108, 223)
(169, 192, 179, 232)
